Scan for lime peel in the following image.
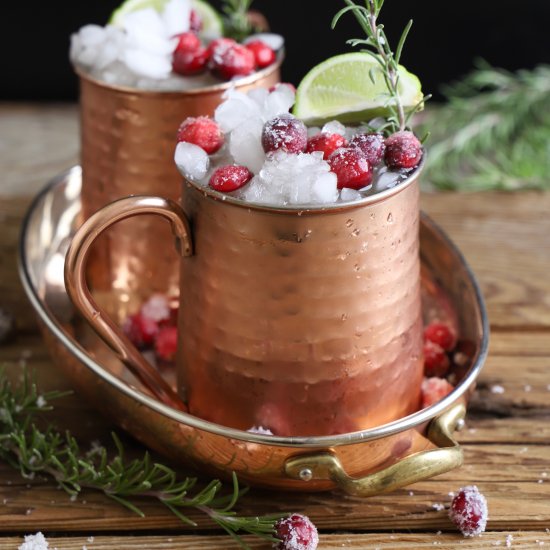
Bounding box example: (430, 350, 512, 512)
(293, 52, 423, 125)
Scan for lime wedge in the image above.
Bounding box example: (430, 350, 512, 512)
(293, 52, 423, 125)
(109, 0, 224, 36)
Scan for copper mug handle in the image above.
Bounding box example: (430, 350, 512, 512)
(285, 403, 465, 496)
(64, 196, 192, 411)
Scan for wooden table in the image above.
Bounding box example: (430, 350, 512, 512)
(1, 103, 550, 549)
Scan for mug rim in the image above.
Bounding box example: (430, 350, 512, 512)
(183, 155, 425, 215)
(75, 50, 284, 98)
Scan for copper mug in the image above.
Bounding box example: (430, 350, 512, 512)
(65, 166, 424, 435)
(78, 59, 282, 302)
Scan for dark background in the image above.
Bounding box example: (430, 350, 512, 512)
(2, 0, 550, 101)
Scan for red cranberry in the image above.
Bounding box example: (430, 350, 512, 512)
(173, 46, 210, 75)
(123, 313, 158, 349)
(245, 39, 276, 68)
(177, 116, 224, 155)
(207, 37, 236, 58)
(449, 486, 488, 537)
(274, 514, 319, 550)
(209, 165, 253, 192)
(211, 42, 255, 80)
(306, 133, 348, 160)
(424, 322, 457, 351)
(384, 130, 423, 170)
(350, 132, 386, 166)
(189, 9, 203, 33)
(261, 114, 308, 154)
(328, 147, 372, 189)
(154, 326, 178, 362)
(423, 339, 451, 377)
(174, 31, 201, 52)
(421, 377, 454, 408)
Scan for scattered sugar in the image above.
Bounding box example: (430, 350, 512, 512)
(432, 502, 445, 511)
(19, 533, 49, 550)
(247, 426, 273, 435)
(408, 490, 414, 496)
(524, 384, 532, 392)
(490, 385, 505, 394)
(87, 537, 95, 543)
(36, 396, 47, 408)
(506, 534, 513, 547)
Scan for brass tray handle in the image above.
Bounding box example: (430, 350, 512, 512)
(64, 196, 192, 411)
(285, 404, 465, 496)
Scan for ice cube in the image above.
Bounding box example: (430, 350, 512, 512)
(241, 152, 337, 206)
(244, 33, 285, 51)
(375, 170, 403, 190)
(125, 25, 177, 56)
(307, 126, 321, 138)
(262, 85, 295, 121)
(95, 41, 120, 70)
(175, 142, 210, 181)
(120, 8, 166, 39)
(215, 89, 262, 132)
(322, 120, 346, 136)
(340, 187, 362, 202)
(229, 119, 265, 173)
(248, 87, 270, 108)
(162, 0, 191, 37)
(78, 25, 106, 48)
(124, 48, 172, 79)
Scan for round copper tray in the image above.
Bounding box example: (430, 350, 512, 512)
(19, 167, 489, 495)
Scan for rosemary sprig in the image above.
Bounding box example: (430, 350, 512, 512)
(0, 373, 279, 549)
(332, 0, 428, 134)
(421, 61, 550, 191)
(222, 0, 255, 42)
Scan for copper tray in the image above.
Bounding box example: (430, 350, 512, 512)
(19, 167, 489, 496)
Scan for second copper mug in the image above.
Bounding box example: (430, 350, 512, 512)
(65, 167, 424, 436)
(78, 59, 282, 302)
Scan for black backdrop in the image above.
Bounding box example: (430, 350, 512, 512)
(2, 0, 550, 101)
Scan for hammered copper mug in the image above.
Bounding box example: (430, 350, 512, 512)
(65, 164, 425, 437)
(78, 58, 282, 303)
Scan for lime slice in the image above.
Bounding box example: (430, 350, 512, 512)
(109, 0, 224, 36)
(293, 52, 423, 125)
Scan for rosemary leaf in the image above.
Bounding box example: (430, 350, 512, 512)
(0, 371, 279, 548)
(421, 62, 550, 191)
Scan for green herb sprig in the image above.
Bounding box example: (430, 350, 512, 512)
(222, 0, 255, 42)
(0, 373, 279, 549)
(421, 61, 550, 191)
(332, 0, 430, 135)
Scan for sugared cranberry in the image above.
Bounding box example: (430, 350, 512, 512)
(350, 132, 386, 166)
(246, 39, 276, 69)
(424, 321, 457, 352)
(273, 514, 319, 550)
(328, 147, 372, 190)
(177, 116, 224, 154)
(123, 313, 158, 349)
(209, 165, 253, 192)
(189, 9, 203, 33)
(207, 37, 236, 57)
(155, 326, 178, 362)
(306, 132, 348, 160)
(173, 46, 210, 75)
(211, 42, 255, 80)
(424, 340, 450, 377)
(174, 31, 201, 52)
(449, 486, 488, 537)
(262, 114, 308, 154)
(421, 377, 454, 408)
(384, 130, 423, 170)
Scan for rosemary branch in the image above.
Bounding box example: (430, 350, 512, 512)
(222, 0, 255, 42)
(420, 61, 550, 191)
(0, 373, 279, 549)
(332, 0, 427, 134)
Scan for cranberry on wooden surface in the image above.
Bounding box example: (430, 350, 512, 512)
(449, 485, 488, 537)
(273, 514, 319, 550)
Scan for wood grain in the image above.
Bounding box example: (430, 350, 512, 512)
(0, 104, 549, 548)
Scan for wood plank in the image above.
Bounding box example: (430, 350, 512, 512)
(0, 531, 549, 549)
(422, 191, 550, 329)
(0, 103, 79, 198)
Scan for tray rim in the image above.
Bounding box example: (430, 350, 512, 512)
(18, 166, 490, 449)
